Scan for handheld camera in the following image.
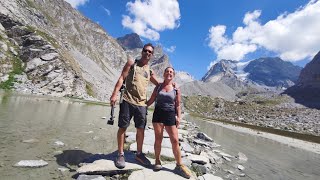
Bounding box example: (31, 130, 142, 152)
(107, 105, 115, 125)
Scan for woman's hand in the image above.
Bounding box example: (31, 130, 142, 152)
(176, 116, 180, 128)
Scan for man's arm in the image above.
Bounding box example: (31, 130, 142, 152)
(110, 58, 134, 105)
(146, 85, 159, 107)
(150, 70, 159, 86)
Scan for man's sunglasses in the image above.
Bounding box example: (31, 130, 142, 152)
(143, 49, 153, 54)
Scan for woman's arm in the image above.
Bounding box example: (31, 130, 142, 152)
(175, 87, 182, 128)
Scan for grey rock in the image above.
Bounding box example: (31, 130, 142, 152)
(196, 132, 213, 142)
(198, 174, 223, 180)
(40, 52, 59, 61)
(77, 174, 106, 180)
(13, 160, 48, 167)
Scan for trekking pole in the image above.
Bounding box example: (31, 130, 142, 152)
(107, 105, 115, 125)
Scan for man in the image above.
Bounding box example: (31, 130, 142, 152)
(110, 43, 158, 168)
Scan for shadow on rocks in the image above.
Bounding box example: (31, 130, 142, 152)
(55, 150, 149, 178)
(54, 150, 94, 172)
(283, 86, 320, 109)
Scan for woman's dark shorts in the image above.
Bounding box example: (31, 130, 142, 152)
(152, 107, 176, 126)
(118, 100, 147, 129)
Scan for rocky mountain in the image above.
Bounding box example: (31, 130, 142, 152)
(0, 0, 129, 101)
(201, 60, 250, 91)
(296, 51, 320, 88)
(116, 33, 143, 50)
(174, 71, 194, 86)
(180, 81, 237, 101)
(201, 57, 302, 91)
(283, 51, 320, 107)
(244, 57, 302, 87)
(0, 0, 312, 103)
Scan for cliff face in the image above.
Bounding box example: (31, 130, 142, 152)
(297, 51, 320, 88)
(283, 51, 320, 108)
(244, 57, 302, 87)
(0, 0, 128, 100)
(0, 13, 86, 97)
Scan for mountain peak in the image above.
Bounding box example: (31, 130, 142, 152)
(117, 33, 143, 50)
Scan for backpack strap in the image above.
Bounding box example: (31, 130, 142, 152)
(122, 59, 138, 91)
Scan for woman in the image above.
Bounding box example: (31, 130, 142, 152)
(147, 67, 191, 179)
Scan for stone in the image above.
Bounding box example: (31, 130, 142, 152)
(196, 132, 213, 142)
(198, 174, 223, 180)
(128, 163, 197, 180)
(187, 154, 209, 165)
(13, 160, 48, 167)
(180, 142, 194, 153)
(40, 53, 59, 61)
(77, 159, 144, 174)
(77, 174, 106, 180)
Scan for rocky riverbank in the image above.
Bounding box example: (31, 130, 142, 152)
(183, 93, 320, 139)
(75, 119, 248, 180)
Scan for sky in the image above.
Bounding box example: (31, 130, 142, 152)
(64, 0, 320, 80)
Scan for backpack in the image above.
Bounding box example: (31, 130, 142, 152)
(120, 59, 152, 92)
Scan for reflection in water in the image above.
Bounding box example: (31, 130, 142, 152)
(0, 92, 134, 179)
(187, 115, 320, 180)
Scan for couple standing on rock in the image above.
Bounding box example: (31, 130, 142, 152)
(110, 43, 191, 179)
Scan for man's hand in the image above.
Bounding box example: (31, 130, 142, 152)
(110, 94, 117, 106)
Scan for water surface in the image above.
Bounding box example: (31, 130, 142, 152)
(187, 116, 320, 180)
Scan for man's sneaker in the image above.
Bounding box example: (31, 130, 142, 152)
(174, 164, 191, 179)
(135, 153, 151, 166)
(115, 154, 125, 169)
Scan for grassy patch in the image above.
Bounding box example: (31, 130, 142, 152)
(190, 165, 204, 176)
(26, 26, 59, 48)
(0, 57, 24, 90)
(85, 81, 96, 98)
(25, 0, 36, 9)
(35, 30, 59, 48)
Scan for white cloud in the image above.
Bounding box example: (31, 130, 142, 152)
(217, 43, 257, 61)
(101, 6, 111, 16)
(207, 0, 320, 67)
(122, 0, 180, 41)
(164, 46, 176, 53)
(64, 0, 89, 8)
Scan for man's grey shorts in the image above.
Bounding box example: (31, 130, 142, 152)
(118, 100, 147, 129)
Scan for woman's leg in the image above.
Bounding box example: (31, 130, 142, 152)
(153, 123, 164, 164)
(165, 125, 182, 165)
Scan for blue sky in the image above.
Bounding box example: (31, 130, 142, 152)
(65, 0, 320, 80)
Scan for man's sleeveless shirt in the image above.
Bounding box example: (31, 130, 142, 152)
(123, 63, 150, 106)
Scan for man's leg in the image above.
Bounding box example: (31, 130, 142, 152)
(136, 127, 144, 153)
(134, 106, 151, 166)
(117, 127, 127, 153)
(115, 100, 131, 169)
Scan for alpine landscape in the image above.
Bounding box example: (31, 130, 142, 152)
(0, 0, 320, 180)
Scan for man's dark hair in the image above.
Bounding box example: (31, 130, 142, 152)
(143, 43, 154, 51)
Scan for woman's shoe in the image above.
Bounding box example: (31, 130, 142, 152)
(154, 164, 162, 171)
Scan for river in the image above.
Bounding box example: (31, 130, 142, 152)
(0, 91, 319, 180)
